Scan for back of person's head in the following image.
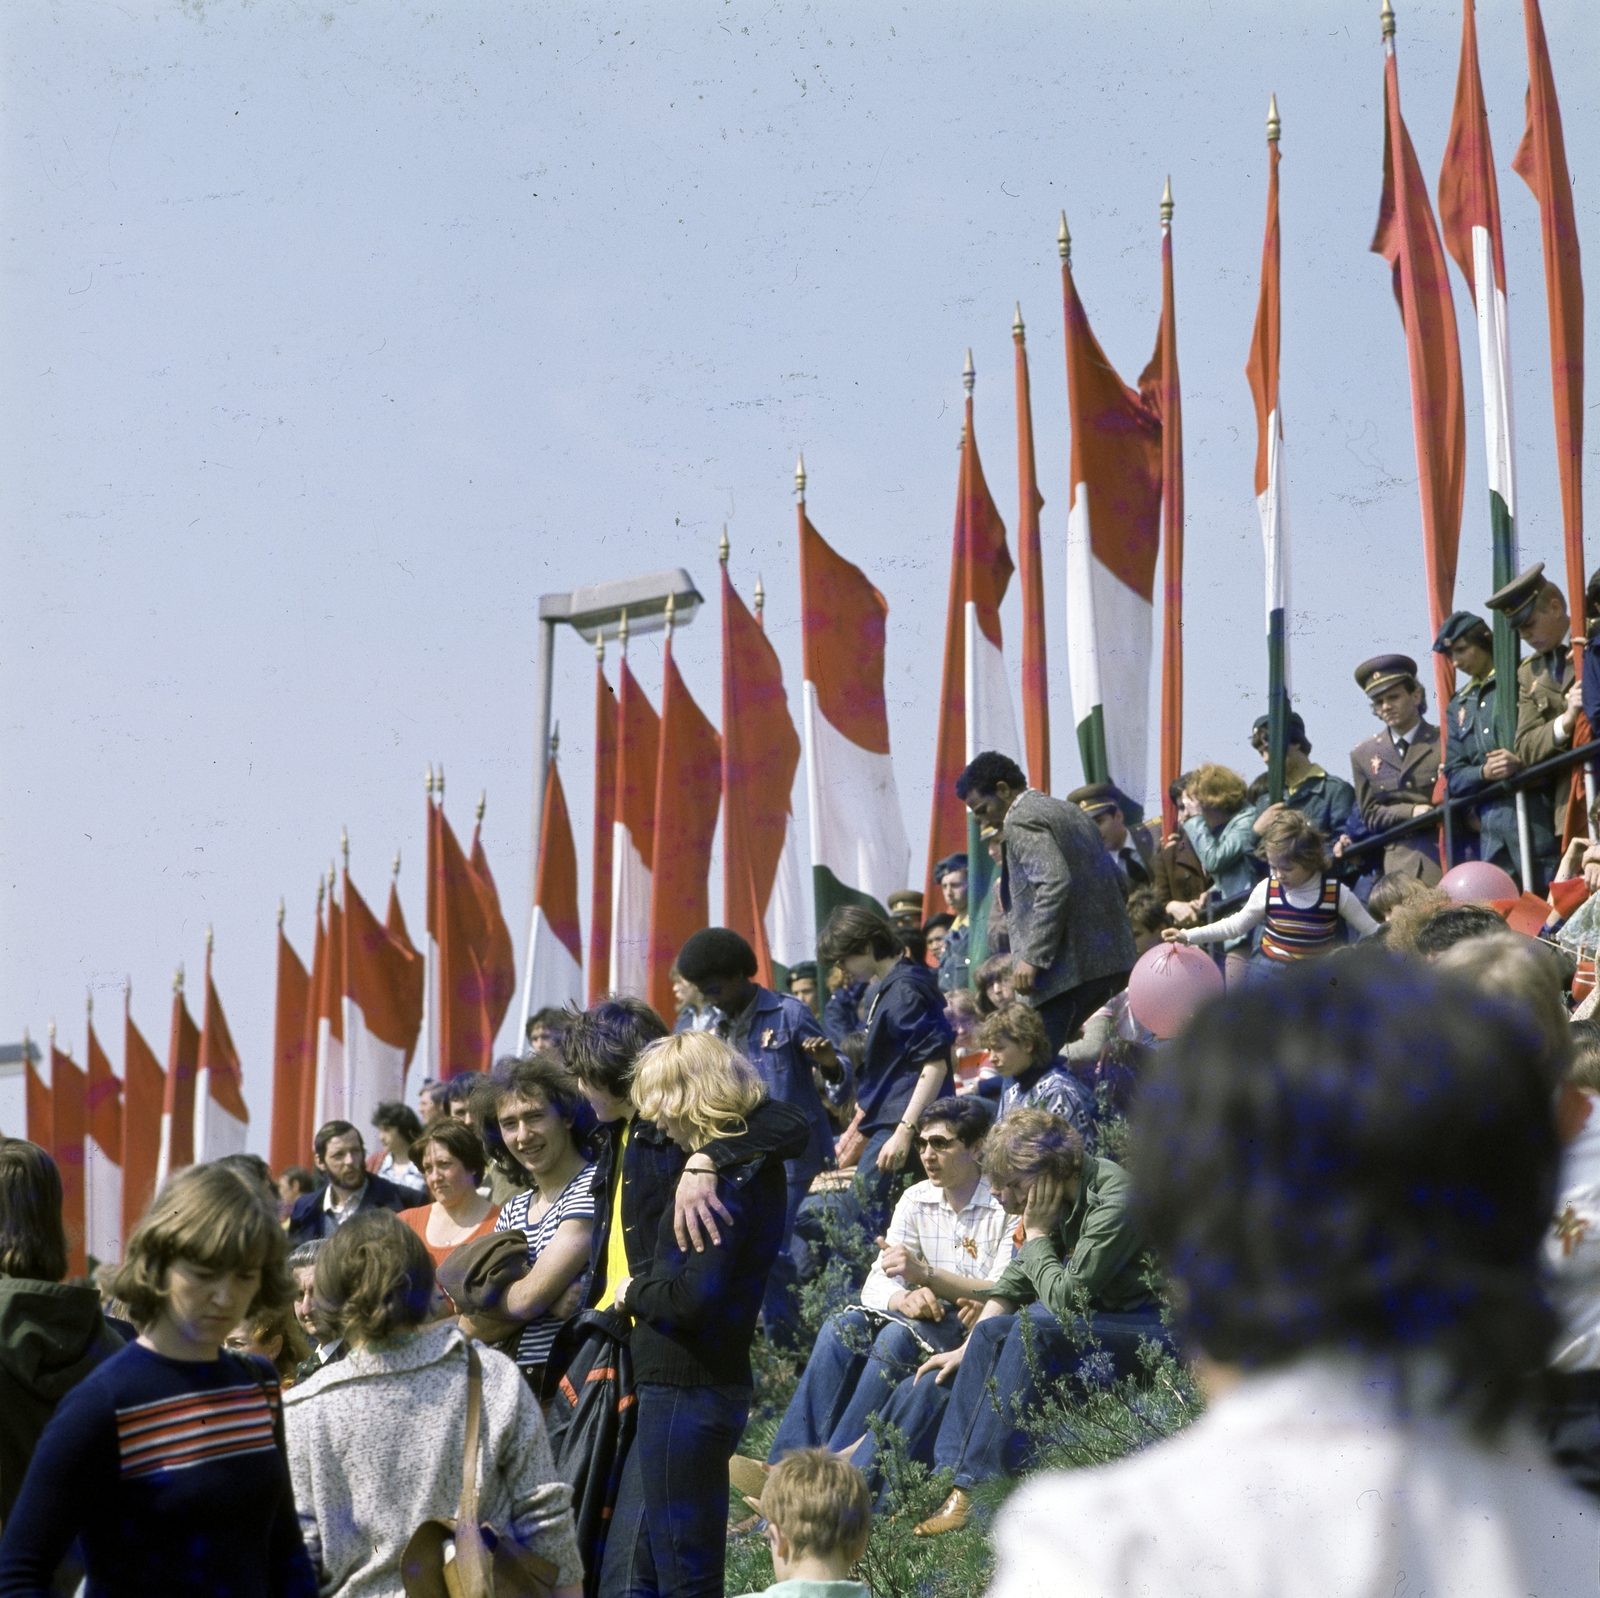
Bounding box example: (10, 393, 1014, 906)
(441, 1073, 486, 1115)
(372, 1101, 423, 1146)
(279, 1166, 317, 1199)
(409, 1117, 488, 1186)
(1125, 888, 1173, 937)
(526, 1005, 570, 1042)
(981, 1107, 1084, 1188)
(562, 996, 670, 1100)
(1433, 934, 1573, 1077)
(464, 1071, 511, 1166)
(1366, 871, 1437, 925)
(836, 1031, 867, 1074)
(1186, 763, 1248, 813)
(816, 905, 901, 967)
(1568, 1019, 1600, 1092)
(287, 1239, 324, 1274)
(979, 1001, 1052, 1068)
(313, 1119, 361, 1163)
(1411, 903, 1508, 958)
(214, 1152, 276, 1201)
(1261, 809, 1327, 873)
(0, 1140, 68, 1282)
(954, 750, 1028, 800)
(762, 1448, 871, 1566)
(313, 1209, 434, 1346)
(922, 912, 956, 936)
(945, 987, 981, 1033)
(114, 1162, 290, 1329)
(675, 927, 759, 986)
(632, 1032, 766, 1148)
(917, 1095, 991, 1148)
(1133, 951, 1560, 1435)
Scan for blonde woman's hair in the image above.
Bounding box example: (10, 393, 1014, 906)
(762, 1447, 871, 1562)
(1187, 763, 1248, 812)
(631, 1032, 766, 1151)
(1434, 933, 1574, 1077)
(981, 1106, 1084, 1188)
(978, 1001, 1052, 1068)
(113, 1162, 290, 1330)
(313, 1209, 435, 1346)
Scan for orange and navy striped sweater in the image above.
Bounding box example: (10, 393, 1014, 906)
(0, 1341, 315, 1597)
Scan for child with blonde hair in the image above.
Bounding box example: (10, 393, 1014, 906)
(738, 1448, 873, 1598)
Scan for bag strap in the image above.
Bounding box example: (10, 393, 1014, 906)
(454, 1341, 493, 1598)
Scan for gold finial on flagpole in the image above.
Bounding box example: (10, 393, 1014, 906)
(340, 827, 349, 870)
(327, 863, 336, 896)
(206, 924, 214, 955)
(1013, 302, 1025, 340)
(664, 591, 676, 640)
(550, 724, 561, 760)
(316, 874, 325, 909)
(1267, 92, 1281, 144)
(437, 765, 445, 802)
(795, 453, 806, 502)
(595, 631, 605, 664)
(87, 990, 93, 1020)
(1380, 0, 1395, 40)
(392, 847, 401, 880)
(278, 897, 285, 928)
(619, 609, 630, 655)
(1161, 176, 1173, 228)
(719, 525, 730, 566)
(425, 762, 434, 797)
(48, 1020, 55, 1048)
(174, 964, 184, 995)
(754, 574, 765, 625)
(963, 348, 975, 396)
(1058, 212, 1071, 266)
(476, 791, 486, 825)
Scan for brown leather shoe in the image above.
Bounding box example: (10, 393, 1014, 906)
(727, 1454, 771, 1501)
(914, 1487, 973, 1537)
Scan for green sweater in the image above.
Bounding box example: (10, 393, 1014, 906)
(985, 1154, 1154, 1317)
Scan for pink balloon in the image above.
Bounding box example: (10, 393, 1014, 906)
(1126, 942, 1225, 1040)
(1438, 861, 1520, 903)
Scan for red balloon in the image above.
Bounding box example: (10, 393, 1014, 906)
(1126, 942, 1225, 1040)
(1438, 861, 1520, 903)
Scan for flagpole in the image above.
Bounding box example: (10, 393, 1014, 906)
(1261, 98, 1289, 808)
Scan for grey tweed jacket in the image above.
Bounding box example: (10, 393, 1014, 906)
(988, 788, 1137, 1006)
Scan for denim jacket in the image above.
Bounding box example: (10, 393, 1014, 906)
(726, 986, 840, 1181)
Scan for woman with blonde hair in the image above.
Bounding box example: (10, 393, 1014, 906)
(0, 1161, 316, 1595)
(283, 1209, 582, 1598)
(600, 1031, 791, 1598)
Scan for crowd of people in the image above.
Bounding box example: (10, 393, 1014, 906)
(3, 669, 1600, 1593)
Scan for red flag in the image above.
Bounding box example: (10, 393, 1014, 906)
(1512, 0, 1584, 658)
(1371, 17, 1466, 727)
(271, 916, 311, 1174)
(195, 940, 248, 1161)
(386, 878, 413, 945)
(51, 1039, 87, 1278)
(430, 800, 495, 1076)
(588, 660, 619, 1002)
(24, 1036, 50, 1149)
(927, 374, 1018, 912)
(610, 657, 661, 1000)
(344, 868, 425, 1127)
(1139, 198, 1185, 835)
(86, 1008, 123, 1264)
(158, 975, 200, 1184)
(468, 814, 517, 1048)
(121, 999, 164, 1241)
(721, 561, 801, 986)
(299, 888, 327, 1161)
(525, 758, 584, 1015)
(1014, 308, 1050, 796)
(313, 881, 347, 1117)
(647, 633, 722, 1020)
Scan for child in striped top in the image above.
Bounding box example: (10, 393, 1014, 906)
(0, 1164, 315, 1598)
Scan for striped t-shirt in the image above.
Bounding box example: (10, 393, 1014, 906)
(494, 1164, 596, 1370)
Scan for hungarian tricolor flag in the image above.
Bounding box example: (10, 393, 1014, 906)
(1247, 104, 1294, 800)
(610, 655, 660, 1001)
(24, 1033, 49, 1149)
(270, 910, 312, 1174)
(122, 996, 164, 1242)
(722, 558, 805, 988)
(1014, 307, 1050, 797)
(86, 1004, 123, 1265)
(1061, 218, 1163, 808)
(588, 656, 619, 1002)
(648, 624, 722, 1020)
(157, 972, 200, 1187)
(344, 866, 425, 1133)
(51, 1036, 87, 1279)
(1372, 9, 1465, 730)
(799, 466, 912, 924)
(428, 793, 505, 1076)
(522, 756, 585, 1016)
(194, 939, 249, 1162)
(1439, 0, 1519, 742)
(313, 875, 347, 1119)
(927, 363, 1021, 914)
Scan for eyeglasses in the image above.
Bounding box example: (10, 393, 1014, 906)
(917, 1134, 960, 1152)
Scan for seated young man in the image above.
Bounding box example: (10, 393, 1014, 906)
(980, 1001, 1096, 1148)
(735, 1098, 1013, 1486)
(850, 1108, 1162, 1534)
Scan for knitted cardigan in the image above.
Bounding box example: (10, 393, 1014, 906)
(283, 1322, 582, 1597)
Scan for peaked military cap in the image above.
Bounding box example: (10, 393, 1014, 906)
(1354, 654, 1419, 698)
(886, 889, 924, 911)
(1484, 563, 1548, 628)
(1066, 783, 1120, 817)
(1251, 711, 1307, 744)
(1432, 610, 1490, 654)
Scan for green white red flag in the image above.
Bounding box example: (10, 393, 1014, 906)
(343, 866, 424, 1131)
(121, 996, 164, 1243)
(85, 1004, 123, 1264)
(522, 755, 585, 1016)
(1014, 307, 1050, 796)
(194, 940, 249, 1163)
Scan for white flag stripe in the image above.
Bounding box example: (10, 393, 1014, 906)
(525, 905, 584, 1016)
(1065, 482, 1102, 729)
(609, 824, 651, 1001)
(1259, 406, 1290, 627)
(963, 602, 1023, 765)
(1094, 561, 1155, 804)
(1470, 226, 1517, 515)
(314, 1017, 346, 1127)
(344, 999, 409, 1138)
(193, 1076, 248, 1163)
(86, 1135, 123, 1264)
(766, 809, 813, 969)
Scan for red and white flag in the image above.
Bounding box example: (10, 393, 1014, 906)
(343, 867, 425, 1134)
(587, 660, 619, 1002)
(299, 884, 327, 1161)
(85, 1003, 123, 1265)
(122, 995, 164, 1243)
(468, 808, 517, 1052)
(523, 757, 584, 1017)
(194, 937, 249, 1162)
(799, 463, 912, 923)
(1015, 308, 1050, 796)
(313, 876, 347, 1120)
(51, 1034, 87, 1278)
(610, 656, 661, 1000)
(648, 623, 722, 1020)
(270, 910, 312, 1175)
(156, 973, 200, 1186)
(24, 1033, 49, 1150)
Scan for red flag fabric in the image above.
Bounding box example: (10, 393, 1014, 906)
(121, 1001, 164, 1242)
(1372, 29, 1466, 727)
(386, 880, 412, 945)
(721, 563, 801, 985)
(344, 869, 425, 1128)
(24, 1039, 50, 1149)
(51, 1041, 87, 1278)
(195, 945, 249, 1162)
(647, 637, 722, 1020)
(927, 390, 1017, 912)
(158, 979, 200, 1184)
(588, 661, 619, 1002)
(429, 802, 496, 1077)
(468, 820, 517, 1049)
(299, 892, 327, 1162)
(313, 886, 347, 1120)
(270, 922, 312, 1174)
(1512, 0, 1584, 648)
(1015, 312, 1050, 796)
(1139, 221, 1184, 835)
(525, 758, 585, 1016)
(610, 657, 661, 1000)
(85, 1012, 123, 1264)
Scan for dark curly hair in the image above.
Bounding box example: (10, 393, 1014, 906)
(562, 996, 670, 1100)
(1131, 951, 1560, 1436)
(954, 751, 1027, 801)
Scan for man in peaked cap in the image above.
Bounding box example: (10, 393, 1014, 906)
(887, 888, 925, 932)
(932, 851, 972, 993)
(1067, 783, 1156, 899)
(1248, 712, 1358, 866)
(1348, 654, 1443, 885)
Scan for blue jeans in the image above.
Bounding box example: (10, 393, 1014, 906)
(793, 1129, 920, 1291)
(598, 1382, 750, 1598)
(762, 1167, 814, 1350)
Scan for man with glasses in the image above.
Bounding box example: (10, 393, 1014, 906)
(730, 1097, 1012, 1494)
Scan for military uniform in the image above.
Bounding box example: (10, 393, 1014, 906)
(1348, 654, 1442, 885)
(1068, 783, 1156, 900)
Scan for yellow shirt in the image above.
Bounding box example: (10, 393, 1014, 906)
(596, 1122, 630, 1310)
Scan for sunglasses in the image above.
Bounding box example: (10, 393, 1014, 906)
(917, 1134, 960, 1152)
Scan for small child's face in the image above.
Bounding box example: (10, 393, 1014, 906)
(1267, 847, 1318, 888)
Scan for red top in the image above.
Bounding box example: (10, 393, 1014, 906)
(397, 1203, 500, 1268)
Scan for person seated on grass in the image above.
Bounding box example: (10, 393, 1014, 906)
(979, 1002, 1096, 1149)
(735, 1098, 1012, 1492)
(987, 950, 1596, 1598)
(736, 1448, 873, 1598)
(848, 1108, 1160, 1536)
